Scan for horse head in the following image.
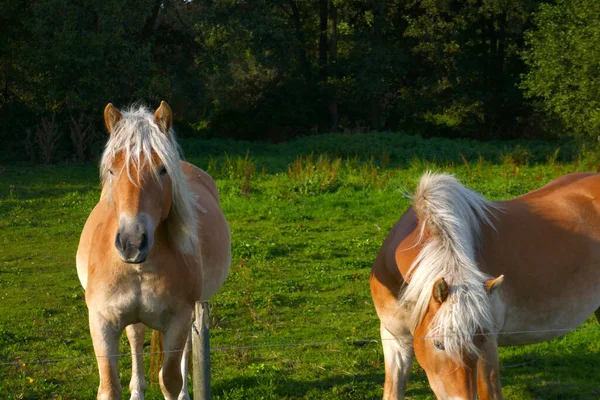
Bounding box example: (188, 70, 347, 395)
(412, 274, 504, 399)
(101, 102, 177, 264)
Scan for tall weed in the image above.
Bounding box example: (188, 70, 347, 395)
(206, 152, 257, 197)
(206, 152, 256, 180)
(26, 116, 61, 164)
(355, 159, 394, 190)
(69, 114, 96, 162)
(574, 143, 600, 172)
(287, 153, 340, 195)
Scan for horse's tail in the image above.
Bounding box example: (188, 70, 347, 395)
(149, 330, 164, 382)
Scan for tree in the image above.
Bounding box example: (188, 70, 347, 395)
(0, 0, 567, 160)
(521, 0, 600, 141)
(328, 0, 339, 131)
(401, 0, 544, 139)
(0, 0, 209, 150)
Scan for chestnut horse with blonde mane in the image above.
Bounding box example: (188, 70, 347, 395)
(371, 172, 600, 399)
(77, 102, 231, 399)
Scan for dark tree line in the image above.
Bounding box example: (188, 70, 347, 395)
(1, 0, 599, 161)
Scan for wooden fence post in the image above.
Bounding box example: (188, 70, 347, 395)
(192, 301, 211, 400)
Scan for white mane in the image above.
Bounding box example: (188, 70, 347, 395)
(100, 106, 199, 256)
(401, 172, 499, 360)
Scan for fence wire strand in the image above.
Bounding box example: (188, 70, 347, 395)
(1, 324, 597, 367)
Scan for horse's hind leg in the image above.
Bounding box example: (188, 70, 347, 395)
(125, 323, 147, 400)
(178, 330, 192, 400)
(159, 311, 193, 400)
(381, 323, 414, 400)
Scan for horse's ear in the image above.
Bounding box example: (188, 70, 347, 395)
(432, 277, 449, 304)
(154, 101, 172, 135)
(485, 275, 504, 294)
(104, 103, 122, 135)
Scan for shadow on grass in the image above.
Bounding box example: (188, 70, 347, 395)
(212, 371, 432, 399)
(266, 242, 308, 259)
(0, 163, 100, 200)
(499, 350, 600, 400)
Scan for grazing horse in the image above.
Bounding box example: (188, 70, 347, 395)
(76, 102, 231, 399)
(370, 172, 600, 399)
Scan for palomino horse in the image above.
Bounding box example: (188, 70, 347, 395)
(77, 102, 231, 399)
(370, 172, 600, 399)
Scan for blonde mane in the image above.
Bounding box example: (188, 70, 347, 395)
(99, 106, 199, 256)
(401, 172, 500, 359)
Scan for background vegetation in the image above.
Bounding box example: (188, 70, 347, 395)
(1, 134, 599, 399)
(2, 0, 600, 398)
(3, 0, 600, 162)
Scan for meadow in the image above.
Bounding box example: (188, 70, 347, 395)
(0, 132, 599, 399)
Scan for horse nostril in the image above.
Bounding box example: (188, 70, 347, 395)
(139, 233, 148, 251)
(115, 232, 123, 251)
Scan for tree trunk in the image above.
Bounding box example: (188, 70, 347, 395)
(288, 0, 313, 90)
(142, 0, 162, 39)
(328, 1, 338, 131)
(319, 0, 328, 83)
(497, 13, 506, 73)
(489, 16, 497, 57)
(370, 0, 385, 131)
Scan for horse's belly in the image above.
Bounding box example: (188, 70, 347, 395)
(136, 293, 188, 331)
(498, 293, 600, 346)
(497, 326, 573, 346)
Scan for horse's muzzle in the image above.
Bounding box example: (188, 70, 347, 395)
(115, 217, 152, 264)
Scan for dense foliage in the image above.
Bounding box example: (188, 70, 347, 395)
(1, 0, 597, 160)
(521, 0, 600, 141)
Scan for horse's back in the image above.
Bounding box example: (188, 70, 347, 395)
(482, 172, 600, 344)
(181, 161, 232, 300)
(516, 172, 598, 201)
(181, 161, 221, 204)
(512, 172, 600, 239)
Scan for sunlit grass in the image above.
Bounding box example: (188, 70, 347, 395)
(0, 133, 598, 399)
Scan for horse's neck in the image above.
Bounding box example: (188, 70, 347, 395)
(100, 184, 110, 201)
(154, 218, 175, 250)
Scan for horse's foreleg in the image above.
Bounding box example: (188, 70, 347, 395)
(476, 339, 504, 400)
(125, 323, 146, 400)
(159, 311, 192, 400)
(89, 312, 122, 400)
(381, 323, 413, 400)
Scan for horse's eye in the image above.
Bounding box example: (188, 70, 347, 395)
(109, 169, 114, 176)
(158, 166, 167, 176)
(434, 340, 445, 351)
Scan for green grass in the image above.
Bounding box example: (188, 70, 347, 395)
(0, 132, 599, 399)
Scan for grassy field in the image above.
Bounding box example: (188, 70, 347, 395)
(0, 132, 599, 399)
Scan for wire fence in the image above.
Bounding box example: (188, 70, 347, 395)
(1, 324, 597, 367)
